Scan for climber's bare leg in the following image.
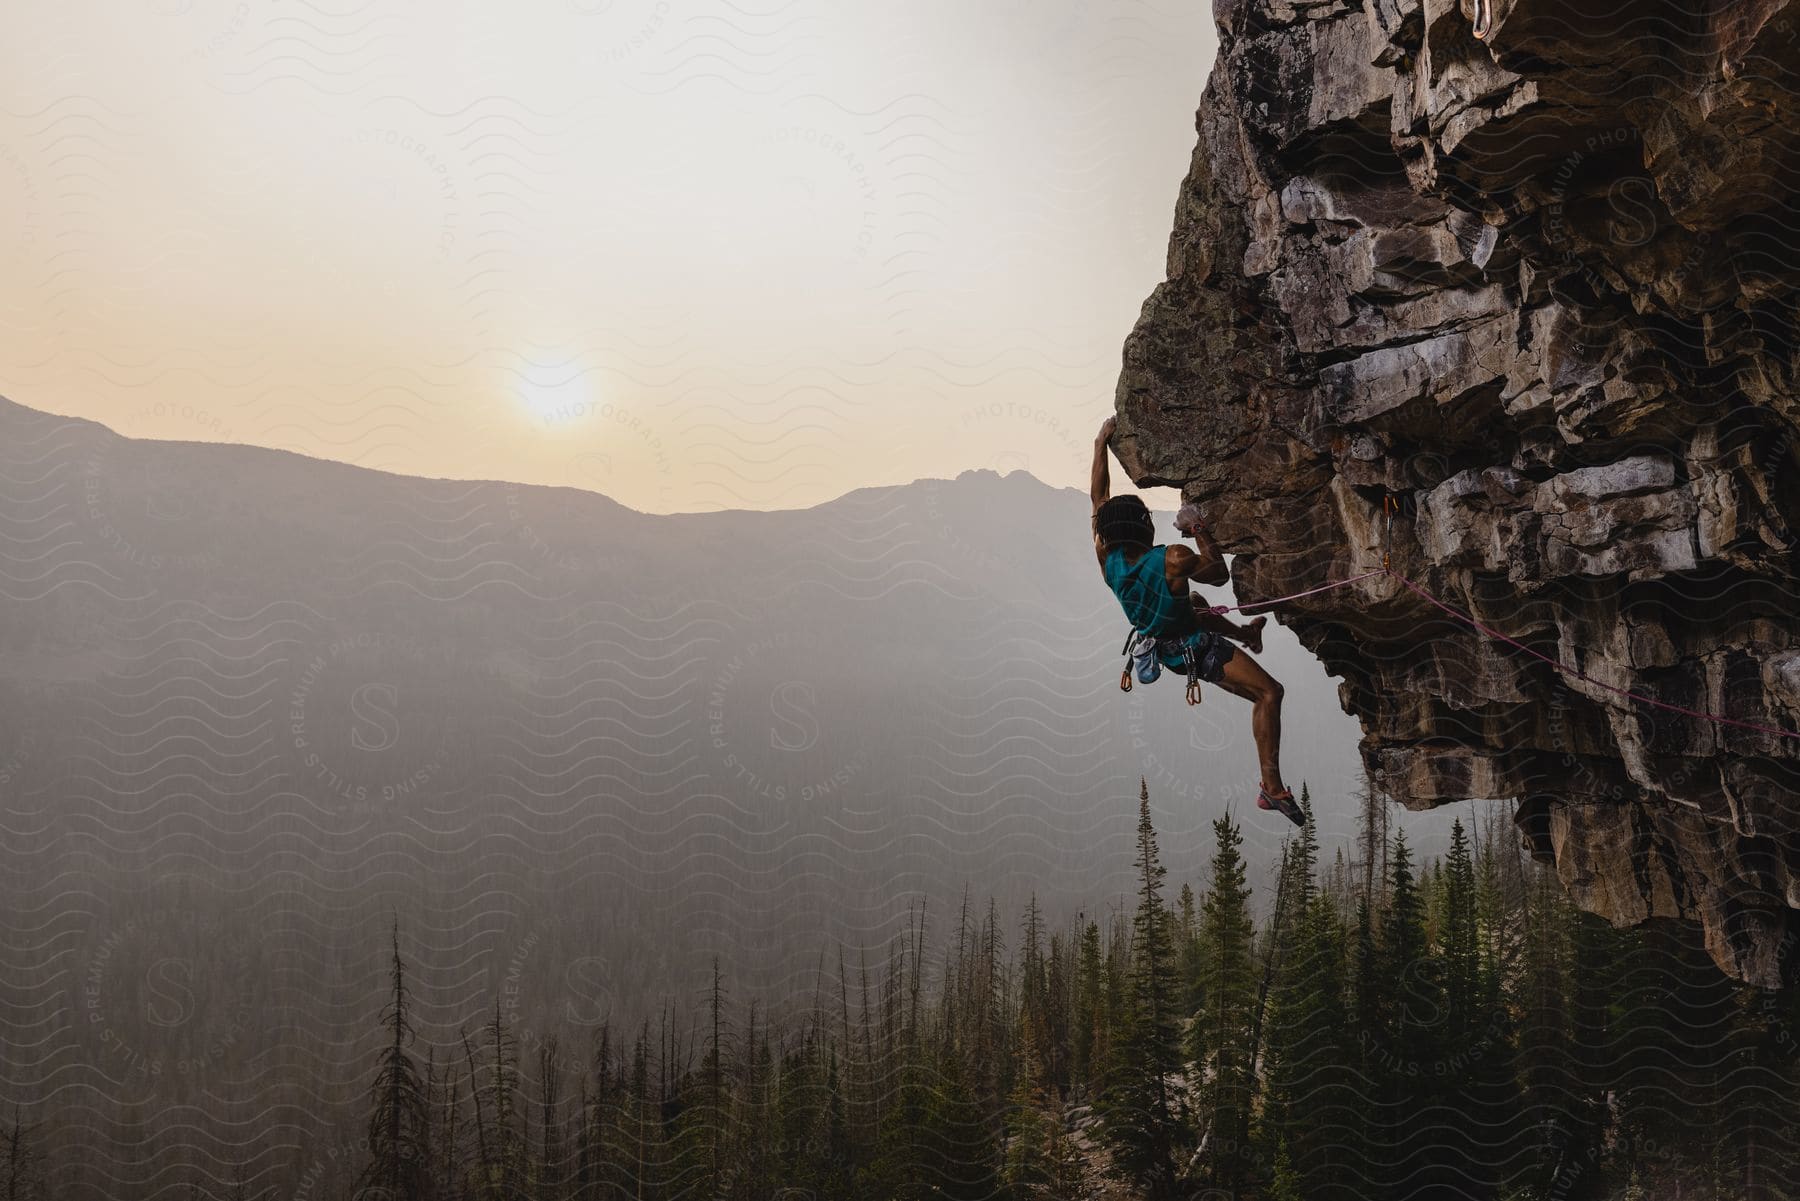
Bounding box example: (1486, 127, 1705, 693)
(1211, 648, 1285, 796)
(1192, 603, 1266, 654)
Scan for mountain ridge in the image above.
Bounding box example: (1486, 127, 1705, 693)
(0, 390, 1088, 522)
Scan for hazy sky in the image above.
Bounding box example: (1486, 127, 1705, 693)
(2, 1, 1216, 512)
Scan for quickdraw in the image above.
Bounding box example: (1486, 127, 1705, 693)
(1120, 630, 1163, 693)
(1383, 494, 1396, 572)
(1118, 628, 1204, 704)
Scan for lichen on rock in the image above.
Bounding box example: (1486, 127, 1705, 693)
(1115, 0, 1800, 983)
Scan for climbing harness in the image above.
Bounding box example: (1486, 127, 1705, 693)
(1118, 627, 1209, 705)
(1106, 542, 1219, 705)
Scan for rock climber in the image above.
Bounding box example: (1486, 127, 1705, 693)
(1090, 415, 1303, 826)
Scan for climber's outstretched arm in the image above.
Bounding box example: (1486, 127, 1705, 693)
(1090, 416, 1117, 513)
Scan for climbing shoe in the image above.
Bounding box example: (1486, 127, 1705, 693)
(1257, 784, 1305, 827)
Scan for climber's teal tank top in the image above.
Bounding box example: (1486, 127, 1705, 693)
(1103, 546, 1193, 638)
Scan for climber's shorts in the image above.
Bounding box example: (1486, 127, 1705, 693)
(1155, 630, 1234, 683)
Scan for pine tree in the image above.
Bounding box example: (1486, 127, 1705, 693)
(624, 1023, 658, 1201)
(1473, 809, 1514, 1006)
(1176, 882, 1204, 1014)
(1102, 912, 1131, 1091)
(702, 958, 727, 1200)
(489, 998, 525, 1198)
(1, 1108, 43, 1201)
(1098, 780, 1187, 1199)
(979, 895, 1009, 1107)
(1267, 1141, 1303, 1201)
(440, 1038, 464, 1196)
(461, 1027, 495, 1198)
(917, 1052, 999, 1201)
(1073, 917, 1105, 1091)
(1467, 813, 1524, 1183)
(1287, 785, 1318, 911)
(1043, 931, 1073, 1100)
(1355, 770, 1387, 904)
(1376, 829, 1445, 1191)
(1188, 810, 1257, 1192)
(1019, 894, 1049, 1084)
(744, 1002, 797, 1199)
(1258, 790, 1356, 1199)
(359, 923, 434, 1201)
(463, 1001, 527, 1200)
(868, 1035, 929, 1199)
(1251, 794, 1318, 1084)
(1347, 890, 1384, 1191)
(1002, 1018, 1059, 1198)
(1437, 817, 1520, 1184)
(1517, 856, 1578, 1195)
(1441, 820, 1480, 1040)
(537, 1036, 567, 1200)
(575, 1026, 613, 1201)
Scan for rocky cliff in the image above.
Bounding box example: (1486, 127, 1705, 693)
(1113, 0, 1800, 983)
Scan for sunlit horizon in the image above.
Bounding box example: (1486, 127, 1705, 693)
(1, 1, 1217, 513)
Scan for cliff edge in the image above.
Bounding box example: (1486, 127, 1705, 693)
(1114, 0, 1800, 983)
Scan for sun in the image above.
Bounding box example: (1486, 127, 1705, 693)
(513, 358, 593, 427)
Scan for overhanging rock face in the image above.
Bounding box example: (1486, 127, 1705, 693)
(1114, 0, 1800, 983)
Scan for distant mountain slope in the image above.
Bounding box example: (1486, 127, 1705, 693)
(0, 394, 1362, 1197)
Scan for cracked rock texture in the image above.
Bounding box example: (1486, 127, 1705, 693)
(1114, 0, 1800, 983)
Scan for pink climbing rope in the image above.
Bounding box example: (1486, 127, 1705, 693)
(1201, 568, 1389, 615)
(1200, 563, 1799, 741)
